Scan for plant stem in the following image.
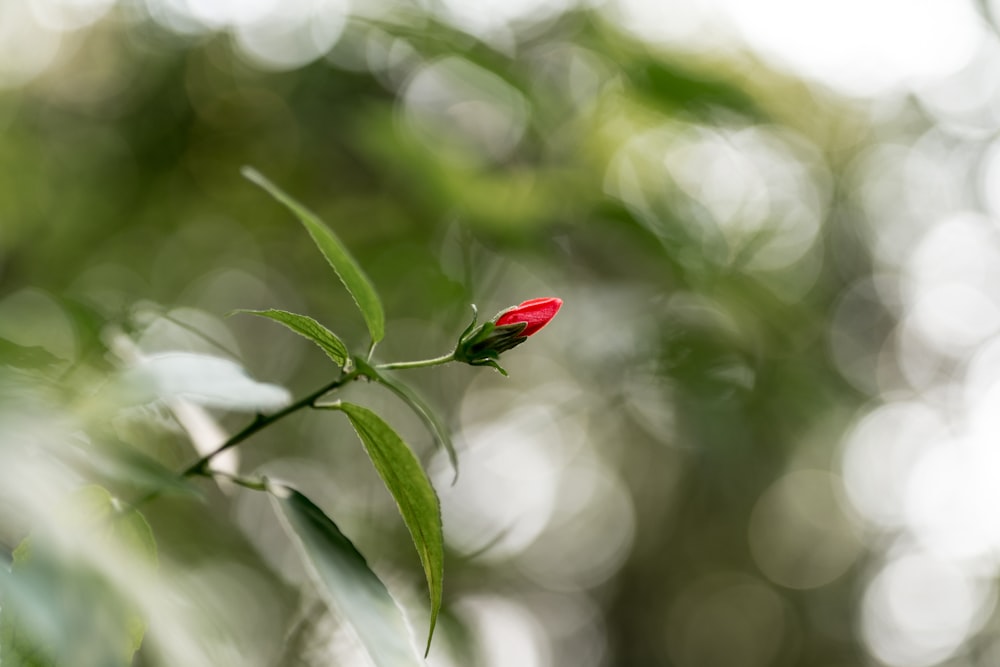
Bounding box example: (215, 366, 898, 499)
(181, 369, 361, 477)
(130, 347, 458, 511)
(375, 353, 455, 371)
(205, 468, 269, 491)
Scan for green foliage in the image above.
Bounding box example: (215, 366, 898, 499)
(242, 167, 386, 346)
(358, 359, 459, 479)
(82, 442, 201, 499)
(232, 309, 349, 368)
(270, 486, 425, 667)
(326, 402, 444, 655)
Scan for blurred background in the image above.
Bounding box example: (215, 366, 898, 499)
(2, 0, 1000, 665)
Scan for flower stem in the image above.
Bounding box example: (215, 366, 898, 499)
(375, 353, 455, 371)
(205, 468, 269, 491)
(130, 348, 459, 510)
(181, 368, 362, 477)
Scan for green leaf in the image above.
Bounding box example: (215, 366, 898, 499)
(63, 434, 201, 500)
(96, 446, 201, 498)
(269, 487, 424, 667)
(242, 167, 385, 345)
(232, 309, 349, 368)
(330, 402, 443, 655)
(367, 365, 458, 481)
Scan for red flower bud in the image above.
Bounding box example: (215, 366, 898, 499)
(493, 298, 562, 337)
(452, 298, 563, 375)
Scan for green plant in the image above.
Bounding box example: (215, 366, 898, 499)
(0, 167, 561, 667)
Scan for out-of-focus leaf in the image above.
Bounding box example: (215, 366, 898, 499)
(232, 309, 349, 368)
(114, 352, 291, 412)
(0, 545, 52, 667)
(269, 486, 424, 667)
(242, 167, 385, 345)
(77, 440, 201, 499)
(627, 61, 763, 118)
(0, 337, 64, 370)
(328, 402, 443, 654)
(56, 296, 115, 369)
(0, 486, 158, 667)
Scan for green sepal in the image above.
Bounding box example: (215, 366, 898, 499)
(452, 318, 526, 373)
(457, 305, 480, 342)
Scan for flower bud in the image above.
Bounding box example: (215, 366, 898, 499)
(453, 298, 562, 375)
(494, 298, 563, 337)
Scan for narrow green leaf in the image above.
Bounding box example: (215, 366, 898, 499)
(269, 486, 424, 667)
(242, 167, 385, 344)
(331, 403, 443, 655)
(370, 368, 458, 481)
(232, 309, 349, 368)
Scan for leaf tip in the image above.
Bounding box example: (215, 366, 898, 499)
(240, 165, 264, 184)
(424, 606, 440, 658)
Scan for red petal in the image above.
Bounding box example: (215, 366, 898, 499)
(495, 297, 562, 337)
